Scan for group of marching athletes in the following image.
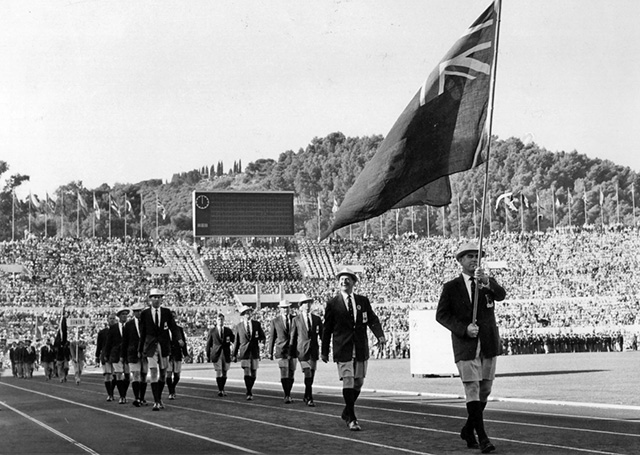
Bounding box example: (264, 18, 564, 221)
(94, 292, 189, 410)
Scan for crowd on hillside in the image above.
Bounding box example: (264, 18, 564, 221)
(2, 228, 640, 364)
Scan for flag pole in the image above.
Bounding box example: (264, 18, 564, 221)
(473, 0, 502, 323)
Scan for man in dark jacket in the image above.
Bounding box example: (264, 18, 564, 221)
(436, 242, 506, 454)
(232, 305, 266, 401)
(206, 312, 234, 397)
(166, 310, 189, 400)
(40, 338, 56, 381)
(122, 302, 148, 407)
(268, 299, 297, 403)
(105, 307, 130, 403)
(138, 288, 183, 411)
(290, 295, 323, 406)
(321, 268, 386, 431)
(96, 313, 117, 401)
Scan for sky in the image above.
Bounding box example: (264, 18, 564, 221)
(1, 0, 638, 200)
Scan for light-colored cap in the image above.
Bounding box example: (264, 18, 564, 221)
(298, 294, 314, 304)
(149, 288, 164, 297)
(278, 299, 291, 308)
(238, 305, 253, 315)
(455, 242, 485, 260)
(116, 307, 130, 316)
(335, 267, 358, 282)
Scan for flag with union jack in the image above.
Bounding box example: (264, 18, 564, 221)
(322, 1, 500, 239)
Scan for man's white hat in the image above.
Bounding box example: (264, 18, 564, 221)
(278, 299, 292, 308)
(149, 288, 165, 297)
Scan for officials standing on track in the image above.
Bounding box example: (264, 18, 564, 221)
(138, 288, 184, 411)
(290, 294, 323, 407)
(233, 305, 266, 401)
(321, 267, 386, 431)
(436, 242, 506, 454)
(206, 312, 235, 397)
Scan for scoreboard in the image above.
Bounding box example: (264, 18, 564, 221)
(193, 191, 294, 237)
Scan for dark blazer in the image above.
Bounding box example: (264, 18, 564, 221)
(206, 325, 235, 363)
(233, 320, 266, 360)
(436, 274, 506, 362)
(40, 344, 56, 363)
(169, 325, 189, 361)
(268, 315, 294, 359)
(121, 318, 141, 364)
(138, 306, 182, 358)
(105, 323, 125, 364)
(290, 313, 323, 361)
(321, 293, 385, 363)
(95, 327, 110, 364)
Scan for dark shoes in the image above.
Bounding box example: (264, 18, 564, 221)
(460, 425, 479, 449)
(132, 400, 141, 407)
(479, 439, 496, 453)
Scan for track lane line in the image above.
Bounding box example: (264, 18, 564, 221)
(0, 382, 259, 454)
(0, 400, 100, 455)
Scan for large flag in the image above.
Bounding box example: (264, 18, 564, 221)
(321, 1, 499, 240)
(30, 192, 42, 212)
(157, 200, 167, 220)
(45, 192, 56, 213)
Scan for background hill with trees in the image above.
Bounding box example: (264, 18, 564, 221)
(1, 133, 638, 242)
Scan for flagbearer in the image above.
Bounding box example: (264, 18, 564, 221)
(436, 242, 506, 453)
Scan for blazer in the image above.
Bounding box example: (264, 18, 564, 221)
(95, 327, 110, 364)
(206, 325, 235, 363)
(138, 306, 182, 358)
(436, 274, 506, 362)
(104, 322, 125, 364)
(321, 293, 385, 363)
(268, 315, 294, 359)
(169, 325, 189, 361)
(40, 345, 56, 363)
(233, 320, 266, 360)
(290, 313, 323, 361)
(121, 318, 141, 364)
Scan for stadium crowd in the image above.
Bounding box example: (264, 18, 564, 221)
(2, 228, 640, 370)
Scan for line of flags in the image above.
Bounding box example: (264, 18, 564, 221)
(19, 191, 168, 220)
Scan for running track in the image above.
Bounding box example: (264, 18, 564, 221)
(1, 365, 639, 455)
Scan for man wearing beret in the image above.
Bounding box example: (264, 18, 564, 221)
(321, 267, 386, 431)
(436, 242, 506, 454)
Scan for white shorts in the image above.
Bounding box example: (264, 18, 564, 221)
(456, 355, 497, 382)
(337, 360, 367, 380)
(240, 359, 259, 371)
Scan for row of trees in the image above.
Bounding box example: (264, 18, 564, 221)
(1, 134, 638, 242)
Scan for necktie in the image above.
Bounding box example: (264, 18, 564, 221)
(470, 277, 476, 304)
(155, 309, 160, 327)
(284, 316, 289, 332)
(307, 314, 312, 331)
(347, 295, 354, 323)
(119, 323, 123, 336)
(246, 321, 251, 336)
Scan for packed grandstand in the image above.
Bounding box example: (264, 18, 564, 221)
(2, 227, 639, 367)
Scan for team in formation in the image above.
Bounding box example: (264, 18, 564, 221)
(89, 267, 387, 433)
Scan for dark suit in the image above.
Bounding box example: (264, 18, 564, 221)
(233, 320, 266, 360)
(138, 306, 181, 359)
(322, 293, 385, 363)
(105, 323, 126, 364)
(121, 318, 141, 364)
(436, 274, 506, 363)
(206, 326, 235, 363)
(95, 327, 109, 364)
(290, 313, 323, 361)
(268, 315, 295, 359)
(169, 325, 189, 361)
